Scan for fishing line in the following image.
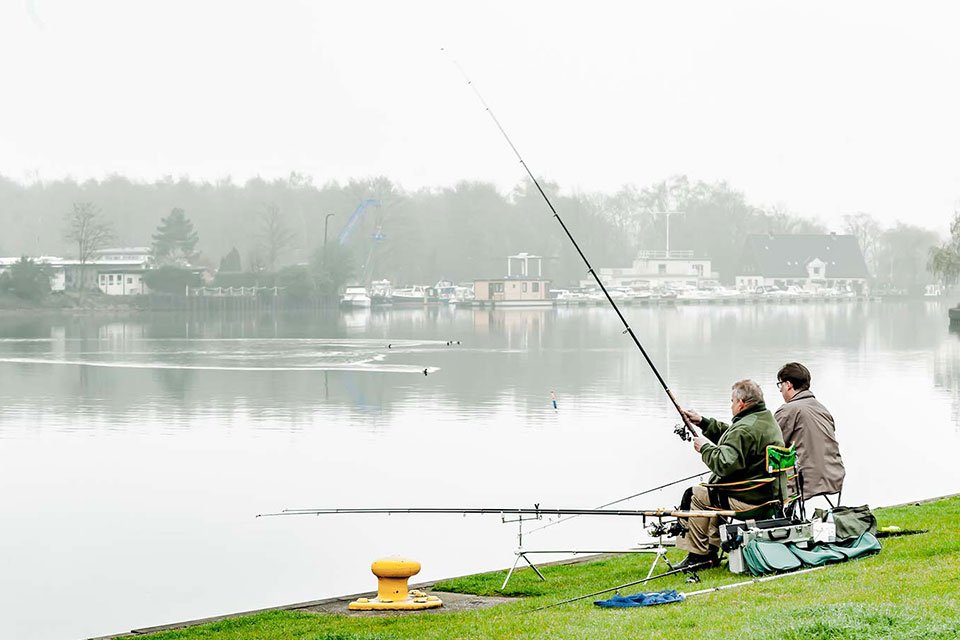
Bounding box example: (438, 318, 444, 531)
(525, 470, 709, 535)
(524, 561, 711, 613)
(443, 49, 697, 438)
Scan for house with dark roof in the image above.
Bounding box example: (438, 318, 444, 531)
(735, 233, 870, 293)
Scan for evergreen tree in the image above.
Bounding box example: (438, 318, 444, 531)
(218, 247, 242, 273)
(152, 208, 199, 266)
(0, 257, 51, 300)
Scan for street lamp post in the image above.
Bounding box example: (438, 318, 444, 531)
(323, 213, 336, 253)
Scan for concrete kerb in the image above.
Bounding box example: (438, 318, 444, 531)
(91, 552, 625, 639)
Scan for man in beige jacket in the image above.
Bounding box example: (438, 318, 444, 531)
(775, 363, 845, 504)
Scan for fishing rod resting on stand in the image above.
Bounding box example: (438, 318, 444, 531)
(444, 50, 697, 441)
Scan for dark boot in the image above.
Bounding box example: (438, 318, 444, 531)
(676, 547, 719, 571)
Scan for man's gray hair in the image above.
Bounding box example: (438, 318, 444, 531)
(732, 379, 764, 407)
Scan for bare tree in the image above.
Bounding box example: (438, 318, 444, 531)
(843, 212, 882, 277)
(259, 203, 296, 271)
(63, 202, 113, 300)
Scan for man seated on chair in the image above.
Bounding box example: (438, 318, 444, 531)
(676, 379, 785, 569)
(774, 362, 845, 506)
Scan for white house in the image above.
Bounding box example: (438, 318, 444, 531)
(584, 250, 718, 289)
(89, 247, 153, 295)
(2, 247, 155, 296)
(734, 234, 870, 293)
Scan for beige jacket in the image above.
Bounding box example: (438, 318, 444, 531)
(774, 390, 845, 497)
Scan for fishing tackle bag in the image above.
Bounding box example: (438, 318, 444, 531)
(812, 505, 878, 541)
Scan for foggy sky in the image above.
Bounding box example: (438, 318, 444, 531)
(2, 1, 958, 233)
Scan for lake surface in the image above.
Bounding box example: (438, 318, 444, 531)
(1, 300, 958, 639)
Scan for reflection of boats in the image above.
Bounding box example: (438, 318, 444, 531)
(340, 286, 371, 307)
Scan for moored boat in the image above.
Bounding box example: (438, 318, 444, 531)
(340, 286, 371, 307)
(390, 284, 427, 305)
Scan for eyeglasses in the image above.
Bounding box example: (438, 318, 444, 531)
(776, 381, 786, 389)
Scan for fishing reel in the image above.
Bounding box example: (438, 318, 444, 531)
(674, 423, 692, 441)
(646, 518, 687, 539)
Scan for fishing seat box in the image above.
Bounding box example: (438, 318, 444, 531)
(719, 519, 814, 574)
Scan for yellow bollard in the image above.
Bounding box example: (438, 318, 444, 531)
(348, 556, 442, 611)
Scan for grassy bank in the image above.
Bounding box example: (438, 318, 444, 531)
(129, 496, 960, 640)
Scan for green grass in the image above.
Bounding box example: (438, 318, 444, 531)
(134, 496, 960, 640)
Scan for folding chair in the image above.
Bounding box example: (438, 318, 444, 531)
(701, 444, 801, 522)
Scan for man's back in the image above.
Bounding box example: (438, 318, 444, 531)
(700, 403, 785, 504)
(775, 390, 845, 496)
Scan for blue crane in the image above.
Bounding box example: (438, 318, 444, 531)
(337, 199, 381, 246)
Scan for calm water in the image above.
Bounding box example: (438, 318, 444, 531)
(1, 301, 958, 639)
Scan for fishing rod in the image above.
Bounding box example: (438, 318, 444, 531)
(524, 470, 709, 535)
(529, 565, 825, 614)
(257, 506, 736, 519)
(681, 566, 824, 599)
(524, 561, 711, 614)
(445, 50, 697, 440)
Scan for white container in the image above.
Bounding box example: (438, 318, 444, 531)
(812, 521, 836, 543)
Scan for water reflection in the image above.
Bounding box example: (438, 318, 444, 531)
(936, 327, 960, 431)
(0, 303, 957, 432)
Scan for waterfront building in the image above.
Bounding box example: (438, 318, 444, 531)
(583, 250, 718, 290)
(474, 253, 551, 305)
(734, 233, 869, 293)
(1, 247, 155, 295)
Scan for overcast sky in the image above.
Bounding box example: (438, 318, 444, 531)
(2, 1, 958, 233)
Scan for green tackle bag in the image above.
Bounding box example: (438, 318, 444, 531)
(743, 539, 803, 576)
(788, 544, 846, 566)
(826, 531, 882, 560)
(813, 505, 878, 541)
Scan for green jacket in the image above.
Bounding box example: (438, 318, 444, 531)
(699, 402, 785, 505)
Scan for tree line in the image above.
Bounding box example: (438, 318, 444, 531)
(0, 173, 952, 300)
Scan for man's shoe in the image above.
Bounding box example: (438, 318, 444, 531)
(676, 549, 719, 571)
(708, 545, 721, 567)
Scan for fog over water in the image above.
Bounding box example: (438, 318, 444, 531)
(0, 301, 957, 639)
(3, 1, 960, 230)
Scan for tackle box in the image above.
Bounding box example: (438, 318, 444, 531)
(720, 519, 814, 574)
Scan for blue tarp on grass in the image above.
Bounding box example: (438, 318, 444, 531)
(594, 589, 686, 608)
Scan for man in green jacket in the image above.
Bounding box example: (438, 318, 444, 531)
(676, 379, 786, 568)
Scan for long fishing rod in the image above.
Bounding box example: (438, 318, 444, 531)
(524, 561, 710, 614)
(681, 566, 824, 599)
(257, 506, 737, 518)
(528, 564, 825, 614)
(525, 470, 709, 535)
(445, 50, 697, 439)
